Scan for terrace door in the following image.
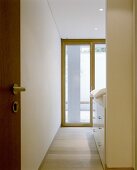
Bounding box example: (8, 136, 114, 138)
(61, 40, 94, 127)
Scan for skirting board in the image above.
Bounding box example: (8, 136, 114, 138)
(106, 166, 134, 170)
(106, 168, 134, 170)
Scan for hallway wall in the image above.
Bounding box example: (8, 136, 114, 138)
(21, 0, 61, 170)
(107, 0, 133, 168)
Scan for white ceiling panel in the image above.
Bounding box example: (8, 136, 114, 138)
(48, 0, 106, 39)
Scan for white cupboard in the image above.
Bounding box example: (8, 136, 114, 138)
(91, 90, 106, 169)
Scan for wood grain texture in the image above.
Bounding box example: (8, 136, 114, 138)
(39, 128, 103, 170)
(0, 0, 20, 169)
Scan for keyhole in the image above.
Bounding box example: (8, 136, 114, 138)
(12, 101, 19, 113)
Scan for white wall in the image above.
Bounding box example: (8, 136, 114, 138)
(107, 0, 133, 168)
(21, 0, 61, 170)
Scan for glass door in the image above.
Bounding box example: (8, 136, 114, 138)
(61, 39, 105, 127)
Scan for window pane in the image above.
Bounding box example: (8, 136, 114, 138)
(65, 45, 90, 123)
(95, 44, 106, 89)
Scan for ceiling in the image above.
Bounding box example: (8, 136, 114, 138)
(48, 0, 106, 39)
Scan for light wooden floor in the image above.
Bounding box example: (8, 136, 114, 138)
(39, 127, 103, 170)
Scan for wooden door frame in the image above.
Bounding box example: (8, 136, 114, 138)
(61, 39, 105, 127)
(134, 0, 137, 168)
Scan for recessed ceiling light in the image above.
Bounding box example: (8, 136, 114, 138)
(99, 8, 104, 11)
(94, 27, 98, 31)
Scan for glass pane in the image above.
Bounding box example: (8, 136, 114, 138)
(80, 46, 90, 123)
(95, 44, 106, 89)
(65, 45, 90, 124)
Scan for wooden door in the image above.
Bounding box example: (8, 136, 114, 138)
(0, 0, 21, 170)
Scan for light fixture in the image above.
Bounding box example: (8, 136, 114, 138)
(99, 8, 104, 11)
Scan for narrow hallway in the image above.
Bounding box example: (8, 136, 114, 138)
(39, 128, 103, 170)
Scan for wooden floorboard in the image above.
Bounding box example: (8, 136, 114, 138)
(39, 127, 103, 170)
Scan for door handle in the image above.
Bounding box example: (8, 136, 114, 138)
(13, 83, 26, 94)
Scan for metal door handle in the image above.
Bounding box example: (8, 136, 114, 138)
(13, 83, 26, 94)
